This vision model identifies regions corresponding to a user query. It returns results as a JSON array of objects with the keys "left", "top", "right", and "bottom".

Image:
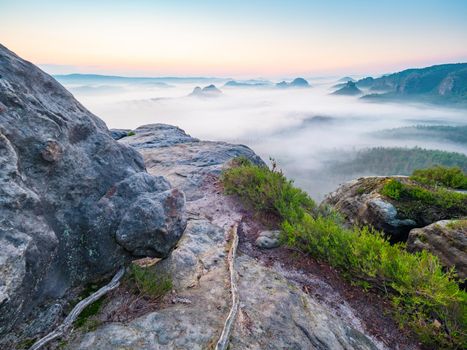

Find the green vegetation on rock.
[
  {"left": 75, "top": 299, "right": 104, "bottom": 328},
  {"left": 380, "top": 178, "right": 467, "bottom": 223},
  {"left": 410, "top": 165, "right": 467, "bottom": 190},
  {"left": 222, "top": 157, "right": 467, "bottom": 349},
  {"left": 446, "top": 219, "right": 467, "bottom": 230}
]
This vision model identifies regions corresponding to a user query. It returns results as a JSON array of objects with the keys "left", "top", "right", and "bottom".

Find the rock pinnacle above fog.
[
  {"left": 189, "top": 84, "right": 222, "bottom": 97},
  {"left": 332, "top": 81, "right": 363, "bottom": 95},
  {"left": 276, "top": 77, "right": 310, "bottom": 88}
]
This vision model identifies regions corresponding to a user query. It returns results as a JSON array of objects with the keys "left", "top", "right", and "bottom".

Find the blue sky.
[{"left": 1, "top": 0, "right": 466, "bottom": 76}]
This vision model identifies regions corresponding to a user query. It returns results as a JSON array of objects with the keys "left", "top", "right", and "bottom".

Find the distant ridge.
[{"left": 355, "top": 63, "right": 467, "bottom": 105}]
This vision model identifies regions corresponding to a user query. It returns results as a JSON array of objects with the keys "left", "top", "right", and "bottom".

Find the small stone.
[{"left": 255, "top": 230, "right": 281, "bottom": 249}]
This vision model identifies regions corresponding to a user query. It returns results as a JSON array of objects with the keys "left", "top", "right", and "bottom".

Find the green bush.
[
  {"left": 221, "top": 157, "right": 316, "bottom": 224},
  {"left": 380, "top": 178, "right": 403, "bottom": 200},
  {"left": 222, "top": 158, "right": 467, "bottom": 348},
  {"left": 128, "top": 264, "right": 172, "bottom": 298},
  {"left": 411, "top": 165, "right": 467, "bottom": 189}
]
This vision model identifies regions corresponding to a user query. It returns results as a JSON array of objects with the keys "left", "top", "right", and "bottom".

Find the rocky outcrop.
[
  {"left": 323, "top": 176, "right": 467, "bottom": 244},
  {"left": 0, "top": 44, "right": 186, "bottom": 338},
  {"left": 68, "top": 125, "right": 386, "bottom": 350},
  {"left": 322, "top": 177, "right": 418, "bottom": 241},
  {"left": 109, "top": 128, "right": 132, "bottom": 140},
  {"left": 407, "top": 220, "right": 467, "bottom": 280}
]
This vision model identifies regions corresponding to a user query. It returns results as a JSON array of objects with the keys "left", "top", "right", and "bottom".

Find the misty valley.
[{"left": 57, "top": 67, "right": 467, "bottom": 200}]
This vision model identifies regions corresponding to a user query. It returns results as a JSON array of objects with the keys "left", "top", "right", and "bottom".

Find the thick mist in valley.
[{"left": 59, "top": 77, "right": 467, "bottom": 200}]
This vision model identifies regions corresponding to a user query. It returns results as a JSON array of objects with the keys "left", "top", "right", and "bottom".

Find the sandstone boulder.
[{"left": 322, "top": 177, "right": 417, "bottom": 241}]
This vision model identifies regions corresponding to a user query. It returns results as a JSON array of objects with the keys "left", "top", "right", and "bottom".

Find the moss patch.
[
  {"left": 75, "top": 298, "right": 104, "bottom": 328},
  {"left": 126, "top": 264, "right": 172, "bottom": 298}
]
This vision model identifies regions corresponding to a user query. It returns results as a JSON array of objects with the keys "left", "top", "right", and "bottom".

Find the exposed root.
[
  {"left": 215, "top": 224, "right": 239, "bottom": 350},
  {"left": 28, "top": 267, "right": 125, "bottom": 350}
]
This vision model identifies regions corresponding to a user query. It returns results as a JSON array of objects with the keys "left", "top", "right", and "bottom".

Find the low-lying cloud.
[{"left": 61, "top": 78, "right": 467, "bottom": 200}]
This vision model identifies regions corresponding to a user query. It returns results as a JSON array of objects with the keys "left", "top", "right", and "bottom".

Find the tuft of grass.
[
  {"left": 221, "top": 157, "right": 467, "bottom": 349},
  {"left": 410, "top": 165, "right": 467, "bottom": 190},
  {"left": 127, "top": 131, "right": 136, "bottom": 136},
  {"left": 127, "top": 264, "right": 172, "bottom": 298}
]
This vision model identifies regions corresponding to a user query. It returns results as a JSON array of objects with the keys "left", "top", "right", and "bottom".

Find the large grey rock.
[
  {"left": 407, "top": 220, "right": 467, "bottom": 280},
  {"left": 0, "top": 44, "right": 186, "bottom": 337},
  {"left": 70, "top": 219, "right": 230, "bottom": 349}
]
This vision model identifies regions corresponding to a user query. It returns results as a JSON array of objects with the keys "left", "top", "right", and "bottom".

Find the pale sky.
[{"left": 1, "top": 0, "right": 466, "bottom": 77}]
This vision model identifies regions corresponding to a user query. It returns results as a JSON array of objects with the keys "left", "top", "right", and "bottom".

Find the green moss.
[
  {"left": 356, "top": 187, "right": 366, "bottom": 195},
  {"left": 127, "top": 264, "right": 172, "bottom": 298},
  {"left": 75, "top": 298, "right": 104, "bottom": 328},
  {"left": 127, "top": 131, "right": 136, "bottom": 136},
  {"left": 222, "top": 157, "right": 467, "bottom": 349},
  {"left": 63, "top": 281, "right": 106, "bottom": 330}
]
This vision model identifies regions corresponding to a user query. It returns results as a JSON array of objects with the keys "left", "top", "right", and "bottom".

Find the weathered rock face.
[
  {"left": 407, "top": 220, "right": 467, "bottom": 280},
  {"left": 322, "top": 177, "right": 418, "bottom": 241},
  {"left": 0, "top": 44, "right": 186, "bottom": 336}
]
